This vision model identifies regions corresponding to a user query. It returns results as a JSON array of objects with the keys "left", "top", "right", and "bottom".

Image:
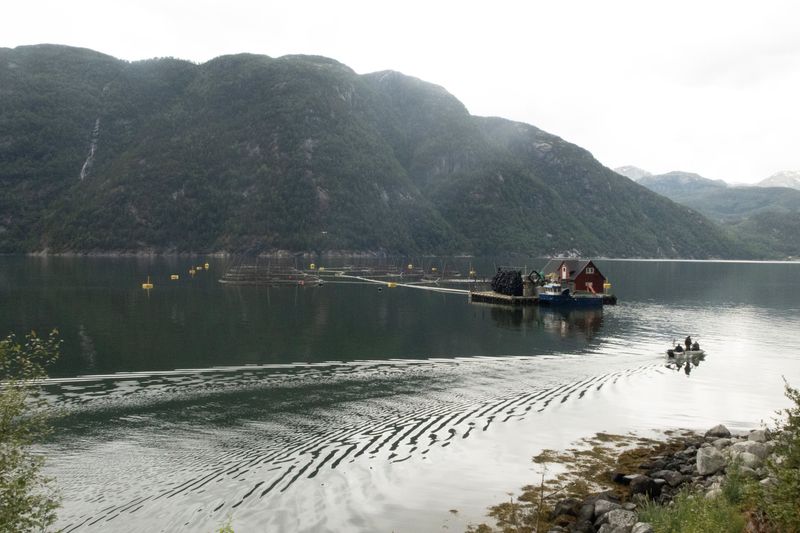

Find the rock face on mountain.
[
  {"left": 0, "top": 45, "right": 749, "bottom": 257},
  {"left": 613, "top": 166, "right": 652, "bottom": 181},
  {"left": 758, "top": 170, "right": 800, "bottom": 191}
]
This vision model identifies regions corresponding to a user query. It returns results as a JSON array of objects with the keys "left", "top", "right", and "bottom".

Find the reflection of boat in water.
[
  {"left": 537, "top": 283, "right": 604, "bottom": 307},
  {"left": 481, "top": 304, "right": 604, "bottom": 337},
  {"left": 665, "top": 349, "right": 705, "bottom": 376},
  {"left": 539, "top": 307, "right": 604, "bottom": 338}
]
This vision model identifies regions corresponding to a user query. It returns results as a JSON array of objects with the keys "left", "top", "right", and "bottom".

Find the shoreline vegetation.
[
  {"left": 0, "top": 331, "right": 62, "bottom": 531},
  {"left": 468, "top": 382, "right": 800, "bottom": 533}
]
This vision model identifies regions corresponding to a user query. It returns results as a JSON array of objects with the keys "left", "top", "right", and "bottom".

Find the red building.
[{"left": 541, "top": 259, "right": 607, "bottom": 294}]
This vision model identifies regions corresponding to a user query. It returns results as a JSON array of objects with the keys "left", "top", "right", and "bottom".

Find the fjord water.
[{"left": 2, "top": 257, "right": 799, "bottom": 532}]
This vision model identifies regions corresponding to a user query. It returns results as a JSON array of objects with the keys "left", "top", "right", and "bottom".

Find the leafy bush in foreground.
[
  {"left": 0, "top": 331, "right": 61, "bottom": 532},
  {"left": 756, "top": 381, "right": 800, "bottom": 532}
]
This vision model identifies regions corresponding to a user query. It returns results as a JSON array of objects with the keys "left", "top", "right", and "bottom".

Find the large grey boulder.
[
  {"left": 730, "top": 441, "right": 768, "bottom": 461},
  {"left": 597, "top": 508, "right": 638, "bottom": 530},
  {"left": 748, "top": 429, "right": 769, "bottom": 443},
  {"left": 629, "top": 475, "right": 661, "bottom": 498},
  {"left": 712, "top": 438, "right": 732, "bottom": 450},
  {"left": 732, "top": 451, "right": 762, "bottom": 469},
  {"left": 697, "top": 446, "right": 727, "bottom": 475},
  {"left": 705, "top": 424, "right": 731, "bottom": 438},
  {"left": 578, "top": 502, "right": 595, "bottom": 523},
  {"left": 607, "top": 509, "right": 639, "bottom": 529},
  {"left": 594, "top": 499, "right": 622, "bottom": 517},
  {"left": 632, "top": 523, "right": 655, "bottom": 533},
  {"left": 651, "top": 469, "right": 686, "bottom": 487}
]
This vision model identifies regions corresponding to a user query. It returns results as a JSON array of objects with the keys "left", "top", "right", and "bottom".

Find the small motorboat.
[{"left": 666, "top": 348, "right": 705, "bottom": 358}]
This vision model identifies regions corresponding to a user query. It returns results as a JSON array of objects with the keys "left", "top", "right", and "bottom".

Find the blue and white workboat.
[{"left": 537, "top": 283, "right": 604, "bottom": 307}]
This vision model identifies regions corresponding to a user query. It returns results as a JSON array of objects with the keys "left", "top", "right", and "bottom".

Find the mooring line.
[{"left": 337, "top": 274, "right": 471, "bottom": 294}]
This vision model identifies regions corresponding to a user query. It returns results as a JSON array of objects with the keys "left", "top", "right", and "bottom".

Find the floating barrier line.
[{"left": 338, "top": 274, "right": 471, "bottom": 295}]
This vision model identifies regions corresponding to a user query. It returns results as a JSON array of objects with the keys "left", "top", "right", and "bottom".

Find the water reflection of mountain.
[{"left": 488, "top": 305, "right": 604, "bottom": 338}]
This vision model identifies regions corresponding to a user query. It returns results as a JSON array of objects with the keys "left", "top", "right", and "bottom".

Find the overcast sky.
[{"left": 4, "top": 0, "right": 799, "bottom": 183}]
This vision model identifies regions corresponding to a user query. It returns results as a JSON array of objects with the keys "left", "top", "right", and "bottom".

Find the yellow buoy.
[
  {"left": 170, "top": 274, "right": 179, "bottom": 280},
  {"left": 469, "top": 269, "right": 477, "bottom": 277},
  {"left": 431, "top": 267, "right": 438, "bottom": 272},
  {"left": 603, "top": 281, "right": 612, "bottom": 291},
  {"left": 141, "top": 276, "right": 154, "bottom": 290},
  {"left": 197, "top": 265, "right": 204, "bottom": 271},
  {"left": 407, "top": 263, "right": 413, "bottom": 270},
  {"left": 387, "top": 282, "right": 397, "bottom": 288},
  {"left": 189, "top": 268, "right": 196, "bottom": 276},
  {"left": 204, "top": 263, "right": 209, "bottom": 270},
  {"left": 309, "top": 263, "right": 316, "bottom": 270}
]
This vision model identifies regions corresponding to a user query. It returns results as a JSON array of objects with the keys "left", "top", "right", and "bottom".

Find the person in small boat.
[
  {"left": 674, "top": 344, "right": 684, "bottom": 353},
  {"left": 692, "top": 341, "right": 700, "bottom": 351},
  {"left": 684, "top": 336, "right": 692, "bottom": 350}
]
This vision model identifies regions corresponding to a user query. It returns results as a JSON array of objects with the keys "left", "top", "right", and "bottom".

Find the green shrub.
[
  {"left": 0, "top": 330, "right": 61, "bottom": 532},
  {"left": 756, "top": 381, "right": 800, "bottom": 532}
]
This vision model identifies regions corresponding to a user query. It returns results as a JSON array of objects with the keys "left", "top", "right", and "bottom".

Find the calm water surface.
[{"left": 1, "top": 257, "right": 799, "bottom": 532}]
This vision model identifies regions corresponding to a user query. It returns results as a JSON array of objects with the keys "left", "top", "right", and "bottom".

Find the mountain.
[
  {"left": 0, "top": 44, "right": 754, "bottom": 258},
  {"left": 729, "top": 211, "right": 800, "bottom": 259},
  {"left": 632, "top": 170, "right": 800, "bottom": 258},
  {"left": 757, "top": 170, "right": 800, "bottom": 190},
  {"left": 635, "top": 171, "right": 800, "bottom": 222},
  {"left": 613, "top": 166, "right": 651, "bottom": 181},
  {"left": 636, "top": 171, "right": 728, "bottom": 199}
]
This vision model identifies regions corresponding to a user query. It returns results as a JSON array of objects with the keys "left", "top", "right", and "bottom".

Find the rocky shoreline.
[{"left": 544, "top": 424, "right": 778, "bottom": 533}]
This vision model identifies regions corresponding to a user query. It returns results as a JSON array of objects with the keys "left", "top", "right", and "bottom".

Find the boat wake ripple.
[{"left": 46, "top": 355, "right": 660, "bottom": 531}]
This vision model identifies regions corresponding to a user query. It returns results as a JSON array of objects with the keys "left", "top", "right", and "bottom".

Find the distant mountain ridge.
[
  {"left": 0, "top": 44, "right": 764, "bottom": 258},
  {"left": 618, "top": 166, "right": 800, "bottom": 258},
  {"left": 636, "top": 171, "right": 728, "bottom": 198},
  {"left": 758, "top": 170, "right": 800, "bottom": 190}
]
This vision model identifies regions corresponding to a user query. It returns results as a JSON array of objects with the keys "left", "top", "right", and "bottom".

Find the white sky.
[{"left": 3, "top": 0, "right": 799, "bottom": 184}]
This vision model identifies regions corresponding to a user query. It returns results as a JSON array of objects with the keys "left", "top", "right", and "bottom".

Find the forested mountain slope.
[{"left": 0, "top": 45, "right": 753, "bottom": 257}]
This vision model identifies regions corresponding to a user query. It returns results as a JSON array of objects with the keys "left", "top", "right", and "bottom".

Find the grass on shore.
[{"left": 636, "top": 473, "right": 748, "bottom": 533}]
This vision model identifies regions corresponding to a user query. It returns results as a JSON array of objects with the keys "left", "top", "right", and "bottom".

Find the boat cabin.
[{"left": 540, "top": 259, "right": 607, "bottom": 294}]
